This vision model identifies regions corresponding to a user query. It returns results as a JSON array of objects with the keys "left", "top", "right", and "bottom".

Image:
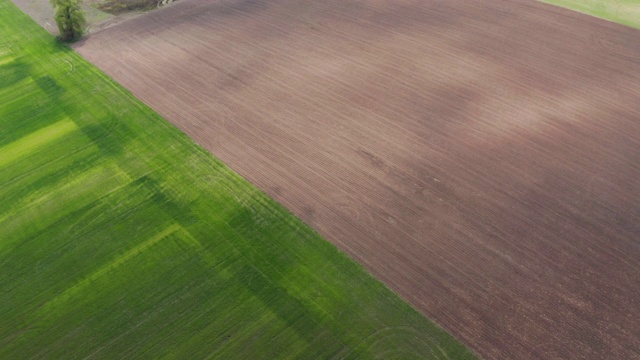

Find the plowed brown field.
[{"left": 74, "top": 0, "right": 640, "bottom": 358}]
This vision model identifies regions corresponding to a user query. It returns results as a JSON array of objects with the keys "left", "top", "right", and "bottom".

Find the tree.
[{"left": 51, "top": 0, "right": 86, "bottom": 41}]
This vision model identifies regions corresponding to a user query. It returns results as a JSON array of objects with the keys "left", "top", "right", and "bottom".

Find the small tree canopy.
[{"left": 51, "top": 0, "right": 86, "bottom": 41}]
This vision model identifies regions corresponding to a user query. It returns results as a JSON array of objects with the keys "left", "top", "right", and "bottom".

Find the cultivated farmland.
[
  {"left": 74, "top": 0, "right": 640, "bottom": 359},
  {"left": 0, "top": 1, "right": 477, "bottom": 358}
]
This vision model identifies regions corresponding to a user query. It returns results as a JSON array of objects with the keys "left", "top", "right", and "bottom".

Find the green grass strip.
[
  {"left": 0, "top": 118, "right": 77, "bottom": 167},
  {"left": 541, "top": 0, "right": 640, "bottom": 29}
]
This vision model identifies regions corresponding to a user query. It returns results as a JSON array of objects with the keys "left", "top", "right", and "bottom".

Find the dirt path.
[
  {"left": 10, "top": 0, "right": 58, "bottom": 34},
  {"left": 74, "top": 0, "right": 640, "bottom": 358},
  {"left": 10, "top": 0, "right": 161, "bottom": 35}
]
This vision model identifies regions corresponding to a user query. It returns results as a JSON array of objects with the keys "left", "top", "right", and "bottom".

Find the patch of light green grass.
[
  {"left": 0, "top": 118, "right": 77, "bottom": 167},
  {"left": 541, "top": 0, "right": 640, "bottom": 29},
  {"left": 0, "top": 55, "right": 14, "bottom": 65},
  {"left": 0, "top": 1, "right": 477, "bottom": 359}
]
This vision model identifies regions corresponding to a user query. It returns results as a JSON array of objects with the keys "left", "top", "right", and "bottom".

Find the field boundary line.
[{"left": 34, "top": 224, "right": 183, "bottom": 316}]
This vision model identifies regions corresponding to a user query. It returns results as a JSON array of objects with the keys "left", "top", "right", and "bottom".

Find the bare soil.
[
  {"left": 74, "top": 0, "right": 640, "bottom": 358},
  {"left": 10, "top": 0, "right": 58, "bottom": 34}
]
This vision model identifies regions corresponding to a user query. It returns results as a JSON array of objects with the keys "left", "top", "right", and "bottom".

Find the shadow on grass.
[{"left": 0, "top": 59, "right": 30, "bottom": 87}]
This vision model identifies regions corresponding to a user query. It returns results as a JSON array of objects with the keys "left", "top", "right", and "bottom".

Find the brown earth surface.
[
  {"left": 74, "top": 0, "right": 640, "bottom": 358},
  {"left": 10, "top": 0, "right": 57, "bottom": 34}
]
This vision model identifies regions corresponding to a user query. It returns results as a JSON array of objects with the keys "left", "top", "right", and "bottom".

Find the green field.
[
  {"left": 0, "top": 1, "right": 475, "bottom": 358},
  {"left": 542, "top": 0, "right": 640, "bottom": 29}
]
